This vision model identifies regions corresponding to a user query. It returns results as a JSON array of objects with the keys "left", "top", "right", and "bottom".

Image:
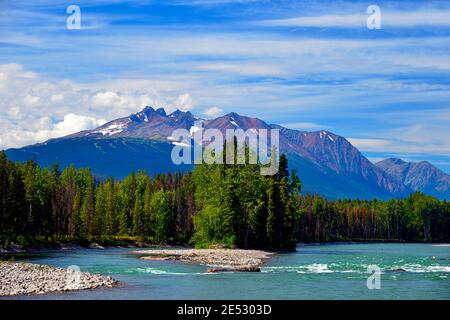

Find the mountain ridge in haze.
[{"left": 376, "top": 158, "right": 450, "bottom": 199}]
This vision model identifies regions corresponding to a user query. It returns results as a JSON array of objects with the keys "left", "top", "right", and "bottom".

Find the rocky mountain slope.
[
  {"left": 6, "top": 106, "right": 413, "bottom": 199},
  {"left": 376, "top": 158, "right": 450, "bottom": 199}
]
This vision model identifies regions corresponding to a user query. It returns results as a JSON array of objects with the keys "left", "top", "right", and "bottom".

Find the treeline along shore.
[{"left": 1, "top": 143, "right": 449, "bottom": 253}]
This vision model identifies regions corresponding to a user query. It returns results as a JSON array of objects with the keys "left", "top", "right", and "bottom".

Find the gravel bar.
[
  {"left": 0, "top": 262, "right": 118, "bottom": 296},
  {"left": 134, "top": 249, "right": 273, "bottom": 272}
]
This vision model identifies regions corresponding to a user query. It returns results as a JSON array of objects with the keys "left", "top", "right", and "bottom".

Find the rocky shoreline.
[
  {"left": 0, "top": 262, "right": 118, "bottom": 296},
  {"left": 134, "top": 249, "right": 273, "bottom": 272}
]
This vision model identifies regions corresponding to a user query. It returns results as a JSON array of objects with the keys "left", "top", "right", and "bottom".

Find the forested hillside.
[{"left": 1, "top": 150, "right": 449, "bottom": 251}]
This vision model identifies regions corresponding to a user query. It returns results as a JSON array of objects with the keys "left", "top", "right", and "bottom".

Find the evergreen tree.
[
  {"left": 104, "top": 179, "right": 117, "bottom": 236},
  {"left": 150, "top": 189, "right": 173, "bottom": 243},
  {"left": 80, "top": 173, "right": 95, "bottom": 237},
  {"left": 1, "top": 152, "right": 449, "bottom": 250}
]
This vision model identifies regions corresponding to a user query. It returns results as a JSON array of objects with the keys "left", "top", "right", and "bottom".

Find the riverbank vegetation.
[
  {"left": 1, "top": 150, "right": 449, "bottom": 251},
  {"left": 296, "top": 193, "right": 449, "bottom": 242},
  {"left": 0, "top": 148, "right": 299, "bottom": 251}
]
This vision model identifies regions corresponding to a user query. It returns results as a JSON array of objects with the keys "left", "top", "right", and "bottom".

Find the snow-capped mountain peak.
[{"left": 7, "top": 106, "right": 429, "bottom": 199}]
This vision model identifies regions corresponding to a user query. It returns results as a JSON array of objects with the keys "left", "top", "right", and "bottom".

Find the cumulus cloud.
[
  {"left": 91, "top": 90, "right": 156, "bottom": 111},
  {"left": 0, "top": 113, "right": 106, "bottom": 149},
  {"left": 172, "top": 93, "right": 193, "bottom": 111},
  {"left": 0, "top": 64, "right": 194, "bottom": 149},
  {"left": 90, "top": 90, "right": 195, "bottom": 115},
  {"left": 53, "top": 113, "right": 107, "bottom": 136},
  {"left": 203, "top": 106, "right": 224, "bottom": 118}
]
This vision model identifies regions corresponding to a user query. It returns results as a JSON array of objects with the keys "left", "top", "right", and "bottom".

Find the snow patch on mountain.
[
  {"left": 230, "top": 117, "right": 239, "bottom": 127},
  {"left": 94, "top": 123, "right": 126, "bottom": 136}
]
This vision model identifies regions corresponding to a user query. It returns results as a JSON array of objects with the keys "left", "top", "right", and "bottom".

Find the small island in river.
[{"left": 134, "top": 249, "right": 274, "bottom": 272}]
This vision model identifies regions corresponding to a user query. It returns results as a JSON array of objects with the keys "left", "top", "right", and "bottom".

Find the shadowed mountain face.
[
  {"left": 6, "top": 106, "right": 412, "bottom": 199},
  {"left": 376, "top": 158, "right": 450, "bottom": 199}
]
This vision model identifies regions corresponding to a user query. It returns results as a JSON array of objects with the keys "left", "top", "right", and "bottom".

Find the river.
[{"left": 5, "top": 243, "right": 450, "bottom": 299}]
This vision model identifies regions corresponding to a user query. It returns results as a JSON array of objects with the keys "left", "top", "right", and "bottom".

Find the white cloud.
[
  {"left": 54, "top": 113, "right": 106, "bottom": 136},
  {"left": 91, "top": 90, "right": 155, "bottom": 111},
  {"left": 1, "top": 3, "right": 450, "bottom": 172},
  {"left": 92, "top": 91, "right": 121, "bottom": 107},
  {"left": 29, "top": 113, "right": 106, "bottom": 144},
  {"left": 348, "top": 123, "right": 450, "bottom": 157},
  {"left": 203, "top": 106, "right": 224, "bottom": 118},
  {"left": 347, "top": 138, "right": 391, "bottom": 149},
  {"left": 50, "top": 94, "right": 64, "bottom": 102},
  {"left": 261, "top": 14, "right": 365, "bottom": 28},
  {"left": 197, "top": 63, "right": 286, "bottom": 76},
  {"left": 23, "top": 95, "right": 40, "bottom": 106},
  {"left": 0, "top": 113, "right": 105, "bottom": 149},
  {"left": 260, "top": 10, "right": 450, "bottom": 28},
  {"left": 0, "top": 64, "right": 195, "bottom": 149},
  {"left": 172, "top": 93, "right": 193, "bottom": 111}
]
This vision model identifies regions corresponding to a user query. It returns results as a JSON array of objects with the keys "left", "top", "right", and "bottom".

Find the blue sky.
[{"left": 0, "top": 0, "right": 449, "bottom": 173}]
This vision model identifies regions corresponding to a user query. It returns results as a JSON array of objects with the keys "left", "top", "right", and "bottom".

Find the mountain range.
[
  {"left": 376, "top": 158, "right": 450, "bottom": 199},
  {"left": 5, "top": 106, "right": 450, "bottom": 200}
]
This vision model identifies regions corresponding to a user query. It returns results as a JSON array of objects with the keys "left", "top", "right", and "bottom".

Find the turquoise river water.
[{"left": 3, "top": 243, "right": 450, "bottom": 299}]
